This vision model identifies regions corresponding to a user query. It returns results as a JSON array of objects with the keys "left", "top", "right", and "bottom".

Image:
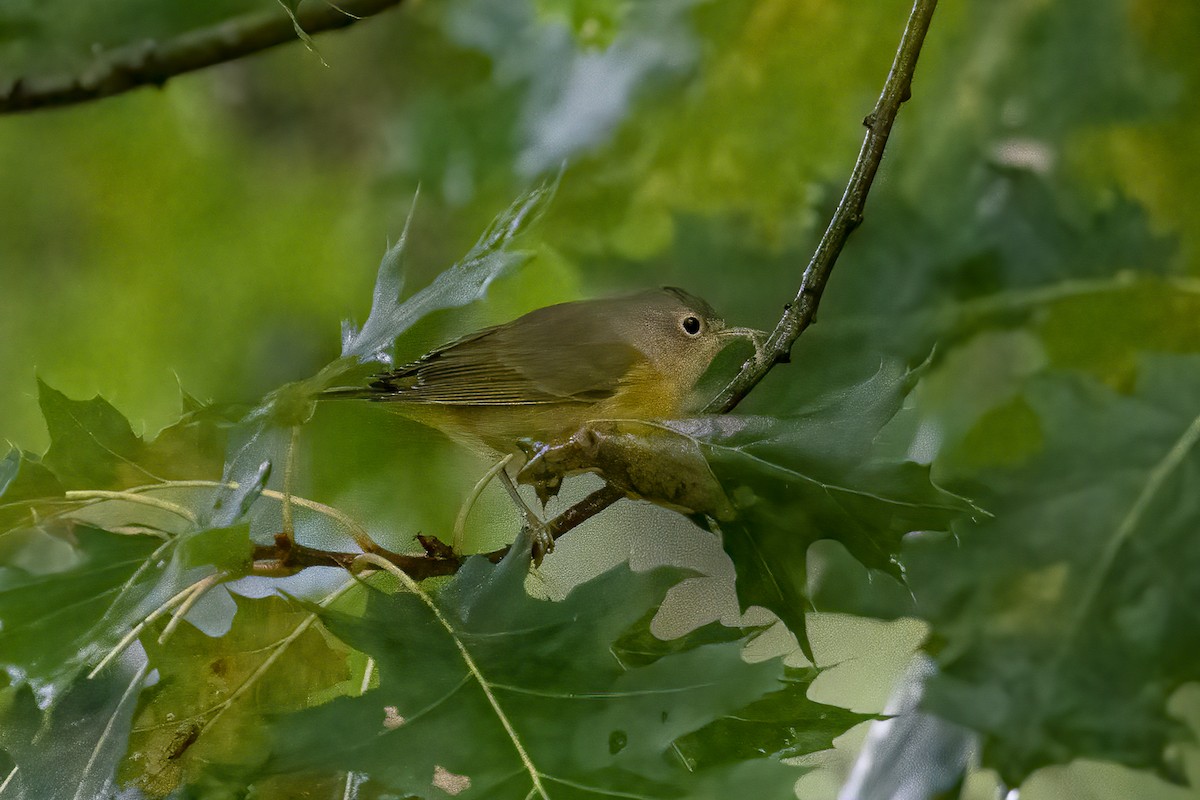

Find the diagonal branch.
[
  {"left": 706, "top": 0, "right": 939, "bottom": 414},
  {"left": 505, "top": 0, "right": 942, "bottom": 550},
  {"left": 0, "top": 0, "right": 405, "bottom": 115}
]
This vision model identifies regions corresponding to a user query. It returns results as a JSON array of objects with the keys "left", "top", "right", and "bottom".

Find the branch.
[
  {"left": 513, "top": 0, "right": 941, "bottom": 547},
  {"left": 249, "top": 0, "right": 941, "bottom": 581},
  {"left": 706, "top": 0, "right": 938, "bottom": 414},
  {"left": 249, "top": 483, "right": 623, "bottom": 579},
  {"left": 0, "top": 0, "right": 404, "bottom": 115}
]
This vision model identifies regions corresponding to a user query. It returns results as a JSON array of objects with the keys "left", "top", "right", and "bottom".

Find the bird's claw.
[{"left": 530, "top": 523, "right": 555, "bottom": 567}]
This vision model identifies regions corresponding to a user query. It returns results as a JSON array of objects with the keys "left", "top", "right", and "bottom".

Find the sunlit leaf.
[
  {"left": 32, "top": 382, "right": 230, "bottom": 496},
  {"left": 121, "top": 592, "right": 356, "bottom": 797},
  {"left": 340, "top": 177, "right": 559, "bottom": 365},
  {"left": 38, "top": 380, "right": 155, "bottom": 490},
  {"left": 0, "top": 448, "right": 64, "bottom": 532}
]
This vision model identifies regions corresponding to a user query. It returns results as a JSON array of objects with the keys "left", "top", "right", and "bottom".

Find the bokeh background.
[
  {"left": 2, "top": 0, "right": 1199, "bottom": 797},
  {"left": 7, "top": 0, "right": 1191, "bottom": 454}
]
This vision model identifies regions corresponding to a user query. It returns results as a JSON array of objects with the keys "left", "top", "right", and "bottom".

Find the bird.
[
  {"left": 325, "top": 286, "right": 762, "bottom": 455},
  {"left": 323, "top": 286, "right": 763, "bottom": 557}
]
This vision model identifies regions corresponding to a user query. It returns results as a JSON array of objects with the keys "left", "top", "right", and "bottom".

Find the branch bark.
[
  {"left": 256, "top": 0, "right": 940, "bottom": 579},
  {"left": 0, "top": 0, "right": 404, "bottom": 115},
  {"left": 705, "top": 0, "right": 939, "bottom": 413}
]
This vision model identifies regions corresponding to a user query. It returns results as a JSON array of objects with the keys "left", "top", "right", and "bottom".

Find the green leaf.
[
  {"left": 0, "top": 663, "right": 148, "bottom": 800},
  {"left": 38, "top": 379, "right": 151, "bottom": 490},
  {"left": 687, "top": 363, "right": 970, "bottom": 657},
  {"left": 908, "top": 354, "right": 1200, "bottom": 784},
  {"left": 276, "top": 0, "right": 326, "bottom": 66},
  {"left": 0, "top": 520, "right": 253, "bottom": 697},
  {"left": 33, "top": 381, "right": 230, "bottom": 495},
  {"left": 137, "top": 396, "right": 240, "bottom": 485},
  {"left": 515, "top": 363, "right": 971, "bottom": 659},
  {"left": 0, "top": 526, "right": 159, "bottom": 691},
  {"left": 258, "top": 546, "right": 789, "bottom": 798},
  {"left": 0, "top": 447, "right": 64, "bottom": 532},
  {"left": 121, "top": 592, "right": 356, "bottom": 798},
  {"left": 177, "top": 523, "right": 251, "bottom": 572},
  {"left": 340, "top": 178, "right": 559, "bottom": 365},
  {"left": 677, "top": 667, "right": 870, "bottom": 767}
]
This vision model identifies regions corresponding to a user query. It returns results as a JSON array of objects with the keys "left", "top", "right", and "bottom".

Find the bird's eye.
[{"left": 681, "top": 316, "right": 702, "bottom": 336}]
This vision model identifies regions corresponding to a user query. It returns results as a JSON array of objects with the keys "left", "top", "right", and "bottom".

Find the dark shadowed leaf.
[
  {"left": 0, "top": 520, "right": 251, "bottom": 698},
  {"left": 0, "top": 661, "right": 148, "bottom": 800},
  {"left": 259, "top": 544, "right": 791, "bottom": 798},
  {"left": 603, "top": 364, "right": 968, "bottom": 658},
  {"left": 908, "top": 354, "right": 1200, "bottom": 784},
  {"left": 677, "top": 666, "right": 870, "bottom": 767},
  {"left": 516, "top": 364, "right": 972, "bottom": 658}
]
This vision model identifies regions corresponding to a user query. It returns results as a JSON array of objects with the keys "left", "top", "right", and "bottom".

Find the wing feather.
[{"left": 366, "top": 306, "right": 645, "bottom": 406}]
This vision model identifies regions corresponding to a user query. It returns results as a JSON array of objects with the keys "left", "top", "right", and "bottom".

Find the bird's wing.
[{"left": 367, "top": 308, "right": 644, "bottom": 406}]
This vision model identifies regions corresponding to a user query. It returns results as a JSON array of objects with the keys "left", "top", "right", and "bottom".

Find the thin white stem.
[
  {"left": 158, "top": 571, "right": 227, "bottom": 644},
  {"left": 259, "top": 489, "right": 376, "bottom": 552},
  {"left": 281, "top": 425, "right": 300, "bottom": 543},
  {"left": 72, "top": 660, "right": 149, "bottom": 800},
  {"left": 0, "top": 766, "right": 17, "bottom": 796},
  {"left": 88, "top": 580, "right": 200, "bottom": 679},
  {"left": 454, "top": 454, "right": 514, "bottom": 554},
  {"left": 63, "top": 489, "right": 197, "bottom": 525},
  {"left": 359, "top": 657, "right": 376, "bottom": 694},
  {"left": 199, "top": 578, "right": 358, "bottom": 736},
  {"left": 117, "top": 480, "right": 377, "bottom": 552}
]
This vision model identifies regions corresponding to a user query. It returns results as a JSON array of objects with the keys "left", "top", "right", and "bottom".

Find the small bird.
[
  {"left": 326, "top": 287, "right": 762, "bottom": 456},
  {"left": 325, "top": 287, "right": 763, "bottom": 556}
]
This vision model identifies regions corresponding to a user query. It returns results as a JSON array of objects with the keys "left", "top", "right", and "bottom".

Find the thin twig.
[
  {"left": 280, "top": 426, "right": 300, "bottom": 545},
  {"left": 158, "top": 571, "right": 227, "bottom": 644},
  {"left": 63, "top": 489, "right": 198, "bottom": 525},
  {"left": 0, "top": 0, "right": 405, "bottom": 115},
  {"left": 0, "top": 765, "right": 18, "bottom": 795},
  {"left": 708, "top": 0, "right": 938, "bottom": 413},
  {"left": 496, "top": 0, "right": 942, "bottom": 545},
  {"left": 88, "top": 580, "right": 200, "bottom": 678}
]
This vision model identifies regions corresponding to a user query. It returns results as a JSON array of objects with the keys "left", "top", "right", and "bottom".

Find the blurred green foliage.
[{"left": 2, "top": 0, "right": 1200, "bottom": 798}]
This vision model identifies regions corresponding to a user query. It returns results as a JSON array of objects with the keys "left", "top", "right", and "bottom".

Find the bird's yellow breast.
[{"left": 386, "top": 362, "right": 687, "bottom": 457}]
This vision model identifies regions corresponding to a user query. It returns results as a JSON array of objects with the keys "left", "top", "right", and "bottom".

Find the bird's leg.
[
  {"left": 453, "top": 453, "right": 514, "bottom": 555},
  {"left": 495, "top": 466, "right": 554, "bottom": 565}
]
